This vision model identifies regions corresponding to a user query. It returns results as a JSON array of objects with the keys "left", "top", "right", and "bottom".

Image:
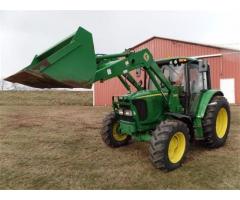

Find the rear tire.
[
  {"left": 149, "top": 120, "right": 189, "bottom": 171},
  {"left": 202, "top": 95, "right": 230, "bottom": 148},
  {"left": 100, "top": 112, "right": 131, "bottom": 148}
]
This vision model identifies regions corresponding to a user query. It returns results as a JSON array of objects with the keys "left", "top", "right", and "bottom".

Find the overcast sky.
[{"left": 1, "top": 10, "right": 240, "bottom": 79}]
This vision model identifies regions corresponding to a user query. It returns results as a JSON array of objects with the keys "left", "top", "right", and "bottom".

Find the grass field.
[{"left": 0, "top": 91, "right": 239, "bottom": 189}]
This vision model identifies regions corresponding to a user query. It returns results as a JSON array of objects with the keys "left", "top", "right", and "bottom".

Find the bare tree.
[{"left": 1, "top": 80, "right": 4, "bottom": 91}]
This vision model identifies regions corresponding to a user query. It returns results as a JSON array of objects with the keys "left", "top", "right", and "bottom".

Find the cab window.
[{"left": 189, "top": 64, "right": 208, "bottom": 93}]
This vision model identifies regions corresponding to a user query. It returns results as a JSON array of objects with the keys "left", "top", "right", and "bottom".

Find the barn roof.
[{"left": 131, "top": 36, "right": 240, "bottom": 52}]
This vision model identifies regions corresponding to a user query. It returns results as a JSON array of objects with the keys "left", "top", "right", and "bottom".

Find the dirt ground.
[{"left": 0, "top": 91, "right": 239, "bottom": 189}]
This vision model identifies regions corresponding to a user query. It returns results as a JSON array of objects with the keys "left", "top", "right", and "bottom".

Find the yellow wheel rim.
[
  {"left": 216, "top": 107, "right": 228, "bottom": 138},
  {"left": 168, "top": 132, "right": 186, "bottom": 163},
  {"left": 112, "top": 123, "right": 128, "bottom": 142}
]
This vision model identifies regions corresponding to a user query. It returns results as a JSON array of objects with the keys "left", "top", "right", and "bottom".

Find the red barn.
[{"left": 94, "top": 36, "right": 240, "bottom": 105}]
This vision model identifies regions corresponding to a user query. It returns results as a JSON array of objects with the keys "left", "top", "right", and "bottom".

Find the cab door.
[{"left": 188, "top": 63, "right": 209, "bottom": 115}]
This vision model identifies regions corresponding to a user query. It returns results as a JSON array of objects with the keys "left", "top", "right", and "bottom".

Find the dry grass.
[
  {"left": 0, "top": 91, "right": 93, "bottom": 106},
  {"left": 0, "top": 91, "right": 239, "bottom": 189}
]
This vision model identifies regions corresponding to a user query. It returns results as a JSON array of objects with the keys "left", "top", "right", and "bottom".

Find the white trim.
[
  {"left": 92, "top": 83, "right": 95, "bottom": 106},
  {"left": 191, "top": 53, "right": 222, "bottom": 59}
]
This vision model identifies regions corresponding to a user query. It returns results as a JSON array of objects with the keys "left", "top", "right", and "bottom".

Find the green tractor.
[{"left": 6, "top": 27, "right": 231, "bottom": 171}]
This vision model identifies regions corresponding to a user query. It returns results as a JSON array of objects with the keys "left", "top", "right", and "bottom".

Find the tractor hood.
[
  {"left": 122, "top": 90, "right": 166, "bottom": 100},
  {"left": 5, "top": 27, "right": 97, "bottom": 89}
]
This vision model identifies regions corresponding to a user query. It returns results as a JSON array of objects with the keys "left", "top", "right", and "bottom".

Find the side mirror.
[
  {"left": 136, "top": 68, "right": 141, "bottom": 77},
  {"left": 198, "top": 59, "right": 208, "bottom": 72}
]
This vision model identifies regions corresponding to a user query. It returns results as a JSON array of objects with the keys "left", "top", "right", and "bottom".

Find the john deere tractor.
[{"left": 6, "top": 27, "right": 231, "bottom": 170}]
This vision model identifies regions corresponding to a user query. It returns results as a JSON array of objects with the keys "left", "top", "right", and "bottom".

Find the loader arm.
[
  {"left": 94, "top": 49, "right": 173, "bottom": 94},
  {"left": 93, "top": 49, "right": 182, "bottom": 112}
]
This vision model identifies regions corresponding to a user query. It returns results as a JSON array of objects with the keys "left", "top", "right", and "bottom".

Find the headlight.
[
  {"left": 118, "top": 108, "right": 124, "bottom": 115},
  {"left": 124, "top": 109, "right": 133, "bottom": 116}
]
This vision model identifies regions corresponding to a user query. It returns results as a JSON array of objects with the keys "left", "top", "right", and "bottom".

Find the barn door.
[{"left": 220, "top": 78, "right": 235, "bottom": 104}]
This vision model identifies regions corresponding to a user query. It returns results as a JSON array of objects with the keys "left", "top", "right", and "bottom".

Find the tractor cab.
[{"left": 152, "top": 57, "right": 211, "bottom": 115}]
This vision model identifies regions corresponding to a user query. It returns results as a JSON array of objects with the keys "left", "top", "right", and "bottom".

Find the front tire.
[
  {"left": 202, "top": 95, "right": 230, "bottom": 148},
  {"left": 100, "top": 112, "right": 131, "bottom": 148},
  {"left": 149, "top": 120, "right": 189, "bottom": 171}
]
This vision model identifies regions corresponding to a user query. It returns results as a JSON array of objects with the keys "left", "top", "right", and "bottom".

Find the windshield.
[{"left": 149, "top": 63, "right": 186, "bottom": 90}]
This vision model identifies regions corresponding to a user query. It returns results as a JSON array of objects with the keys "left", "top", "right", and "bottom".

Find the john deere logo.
[{"left": 143, "top": 53, "right": 150, "bottom": 61}]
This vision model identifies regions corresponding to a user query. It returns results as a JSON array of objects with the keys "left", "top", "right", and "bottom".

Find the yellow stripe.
[{"left": 137, "top": 93, "right": 168, "bottom": 99}]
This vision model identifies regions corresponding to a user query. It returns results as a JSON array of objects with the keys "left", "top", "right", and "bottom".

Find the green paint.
[
  {"left": 192, "top": 89, "right": 223, "bottom": 138},
  {"left": 133, "top": 133, "right": 152, "bottom": 142},
  {"left": 195, "top": 90, "right": 223, "bottom": 118}
]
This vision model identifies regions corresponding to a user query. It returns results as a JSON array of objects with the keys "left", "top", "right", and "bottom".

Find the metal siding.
[
  {"left": 94, "top": 38, "right": 240, "bottom": 105},
  {"left": 206, "top": 56, "right": 222, "bottom": 89},
  {"left": 221, "top": 50, "right": 240, "bottom": 104},
  {"left": 94, "top": 78, "right": 129, "bottom": 106}
]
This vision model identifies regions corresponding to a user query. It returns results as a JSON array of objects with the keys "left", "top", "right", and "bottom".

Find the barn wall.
[
  {"left": 94, "top": 38, "right": 240, "bottom": 105},
  {"left": 220, "top": 51, "right": 240, "bottom": 104}
]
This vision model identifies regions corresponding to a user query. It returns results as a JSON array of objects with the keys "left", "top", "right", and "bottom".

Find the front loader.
[{"left": 5, "top": 27, "right": 231, "bottom": 171}]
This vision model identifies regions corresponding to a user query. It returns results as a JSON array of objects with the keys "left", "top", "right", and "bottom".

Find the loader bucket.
[{"left": 5, "top": 27, "right": 97, "bottom": 89}]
